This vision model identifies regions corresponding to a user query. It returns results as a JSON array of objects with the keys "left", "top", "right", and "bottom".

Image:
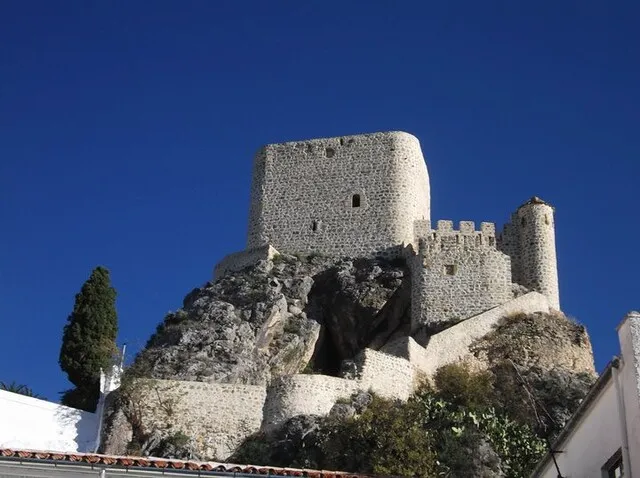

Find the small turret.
[{"left": 514, "top": 197, "right": 560, "bottom": 310}]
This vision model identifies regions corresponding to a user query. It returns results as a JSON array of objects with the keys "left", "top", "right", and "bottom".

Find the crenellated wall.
[{"left": 410, "top": 220, "right": 513, "bottom": 330}]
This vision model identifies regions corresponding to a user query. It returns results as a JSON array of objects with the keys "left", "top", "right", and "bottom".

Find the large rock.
[
  {"left": 129, "top": 254, "right": 408, "bottom": 384},
  {"left": 470, "top": 310, "right": 596, "bottom": 377}
]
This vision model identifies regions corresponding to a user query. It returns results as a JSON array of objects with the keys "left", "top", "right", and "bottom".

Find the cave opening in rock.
[{"left": 309, "top": 326, "right": 343, "bottom": 376}]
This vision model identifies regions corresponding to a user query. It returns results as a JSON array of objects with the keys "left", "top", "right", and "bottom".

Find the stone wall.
[
  {"left": 261, "top": 374, "right": 359, "bottom": 430},
  {"left": 246, "top": 131, "right": 430, "bottom": 258},
  {"left": 262, "top": 349, "right": 418, "bottom": 430},
  {"left": 408, "top": 292, "right": 551, "bottom": 377},
  {"left": 213, "top": 244, "right": 279, "bottom": 280},
  {"left": 499, "top": 197, "right": 560, "bottom": 310},
  {"left": 127, "top": 380, "right": 267, "bottom": 460},
  {"left": 120, "top": 350, "right": 420, "bottom": 456},
  {"left": 354, "top": 348, "right": 417, "bottom": 400},
  {"left": 410, "top": 220, "right": 513, "bottom": 330}
]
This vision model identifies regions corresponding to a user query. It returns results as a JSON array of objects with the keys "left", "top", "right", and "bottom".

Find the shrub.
[
  {"left": 322, "top": 395, "right": 438, "bottom": 477},
  {"left": 434, "top": 362, "right": 495, "bottom": 410}
]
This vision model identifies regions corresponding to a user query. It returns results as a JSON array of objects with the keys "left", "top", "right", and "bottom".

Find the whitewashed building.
[
  {"left": 532, "top": 311, "right": 640, "bottom": 478},
  {"left": 0, "top": 367, "right": 120, "bottom": 455}
]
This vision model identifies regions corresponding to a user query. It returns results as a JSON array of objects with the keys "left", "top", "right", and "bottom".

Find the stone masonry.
[
  {"left": 217, "top": 130, "right": 561, "bottom": 315},
  {"left": 246, "top": 131, "right": 430, "bottom": 259},
  {"left": 498, "top": 197, "right": 560, "bottom": 310},
  {"left": 409, "top": 220, "right": 513, "bottom": 331},
  {"left": 111, "top": 130, "right": 571, "bottom": 460},
  {"left": 107, "top": 347, "right": 421, "bottom": 459}
]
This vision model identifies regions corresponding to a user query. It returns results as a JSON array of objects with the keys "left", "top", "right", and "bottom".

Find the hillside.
[{"left": 101, "top": 253, "right": 596, "bottom": 477}]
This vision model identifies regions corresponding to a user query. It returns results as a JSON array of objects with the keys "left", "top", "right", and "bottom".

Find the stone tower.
[
  {"left": 246, "top": 131, "right": 430, "bottom": 258},
  {"left": 500, "top": 197, "right": 560, "bottom": 310}
]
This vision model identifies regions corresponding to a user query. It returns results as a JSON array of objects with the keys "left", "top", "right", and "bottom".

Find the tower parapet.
[
  {"left": 410, "top": 219, "right": 513, "bottom": 332},
  {"left": 498, "top": 197, "right": 560, "bottom": 310},
  {"left": 414, "top": 220, "right": 498, "bottom": 253}
]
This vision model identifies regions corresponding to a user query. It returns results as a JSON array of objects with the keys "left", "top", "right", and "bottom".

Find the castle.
[
  {"left": 217, "top": 130, "right": 560, "bottom": 326},
  {"left": 102, "top": 131, "right": 586, "bottom": 460}
]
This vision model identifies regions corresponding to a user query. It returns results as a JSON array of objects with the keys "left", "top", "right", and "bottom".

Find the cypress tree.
[{"left": 59, "top": 266, "right": 118, "bottom": 412}]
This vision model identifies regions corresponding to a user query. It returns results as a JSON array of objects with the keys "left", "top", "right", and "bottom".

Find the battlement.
[
  {"left": 414, "top": 220, "right": 497, "bottom": 254},
  {"left": 258, "top": 130, "right": 421, "bottom": 157}
]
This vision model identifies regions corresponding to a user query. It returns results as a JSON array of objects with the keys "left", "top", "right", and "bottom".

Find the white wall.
[
  {"left": 0, "top": 390, "right": 98, "bottom": 453},
  {"left": 617, "top": 312, "right": 640, "bottom": 476},
  {"left": 535, "top": 311, "right": 640, "bottom": 477},
  {"left": 536, "top": 377, "right": 622, "bottom": 478}
]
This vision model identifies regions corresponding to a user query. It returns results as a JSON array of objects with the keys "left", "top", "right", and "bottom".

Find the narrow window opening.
[
  {"left": 352, "top": 194, "right": 361, "bottom": 208},
  {"left": 312, "top": 221, "right": 318, "bottom": 232},
  {"left": 339, "top": 138, "right": 345, "bottom": 146},
  {"left": 545, "top": 215, "right": 550, "bottom": 225},
  {"left": 521, "top": 217, "right": 526, "bottom": 226}
]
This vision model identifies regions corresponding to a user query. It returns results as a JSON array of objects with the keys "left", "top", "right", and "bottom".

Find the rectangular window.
[
  {"left": 444, "top": 264, "right": 456, "bottom": 276},
  {"left": 602, "top": 449, "right": 624, "bottom": 478}
]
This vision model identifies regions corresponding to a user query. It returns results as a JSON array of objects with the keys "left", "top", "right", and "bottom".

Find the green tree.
[
  {"left": 59, "top": 266, "right": 118, "bottom": 412},
  {"left": 0, "top": 381, "right": 43, "bottom": 399}
]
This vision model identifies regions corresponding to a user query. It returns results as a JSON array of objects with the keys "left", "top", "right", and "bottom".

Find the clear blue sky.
[{"left": 1, "top": 1, "right": 638, "bottom": 401}]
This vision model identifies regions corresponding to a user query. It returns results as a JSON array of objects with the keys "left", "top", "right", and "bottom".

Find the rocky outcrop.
[
  {"left": 128, "top": 254, "right": 409, "bottom": 384},
  {"left": 470, "top": 310, "right": 596, "bottom": 377},
  {"left": 103, "top": 252, "right": 597, "bottom": 467}
]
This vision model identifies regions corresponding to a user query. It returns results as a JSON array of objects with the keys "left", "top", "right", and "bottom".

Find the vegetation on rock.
[
  {"left": 233, "top": 358, "right": 591, "bottom": 478},
  {"left": 59, "top": 266, "right": 119, "bottom": 412},
  {"left": 101, "top": 254, "right": 595, "bottom": 475},
  {"left": 470, "top": 312, "right": 596, "bottom": 439}
]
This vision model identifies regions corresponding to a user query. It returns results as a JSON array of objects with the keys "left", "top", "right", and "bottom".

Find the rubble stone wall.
[
  {"left": 261, "top": 374, "right": 359, "bottom": 430},
  {"left": 213, "top": 244, "right": 279, "bottom": 280},
  {"left": 246, "top": 131, "right": 430, "bottom": 258},
  {"left": 131, "top": 380, "right": 267, "bottom": 460},
  {"left": 416, "top": 292, "right": 551, "bottom": 376},
  {"left": 354, "top": 348, "right": 417, "bottom": 400},
  {"left": 410, "top": 220, "right": 513, "bottom": 330}
]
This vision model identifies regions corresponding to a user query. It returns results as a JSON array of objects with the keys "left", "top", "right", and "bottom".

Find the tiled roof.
[{"left": 0, "top": 448, "right": 378, "bottom": 477}]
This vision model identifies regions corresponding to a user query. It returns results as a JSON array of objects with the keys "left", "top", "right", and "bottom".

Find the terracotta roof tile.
[{"left": 0, "top": 448, "right": 383, "bottom": 477}]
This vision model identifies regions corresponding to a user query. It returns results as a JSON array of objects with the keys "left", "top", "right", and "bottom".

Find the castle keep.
[
  {"left": 247, "top": 131, "right": 430, "bottom": 258},
  {"left": 218, "top": 130, "right": 561, "bottom": 319}
]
